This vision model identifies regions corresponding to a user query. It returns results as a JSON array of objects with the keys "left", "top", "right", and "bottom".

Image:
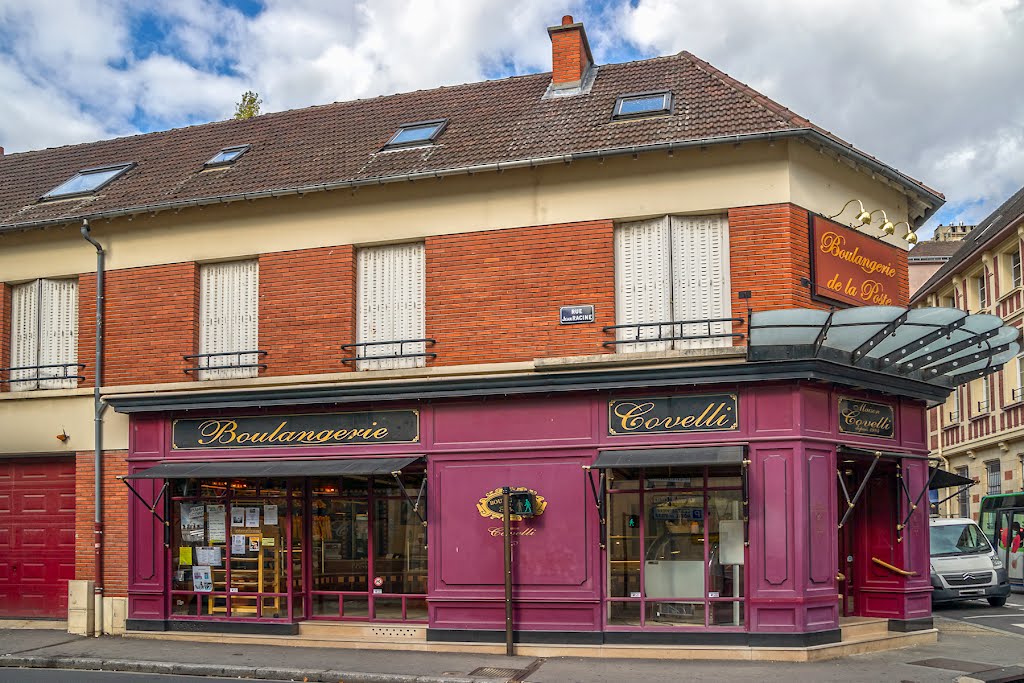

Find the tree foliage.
[{"left": 234, "top": 91, "right": 262, "bottom": 120}]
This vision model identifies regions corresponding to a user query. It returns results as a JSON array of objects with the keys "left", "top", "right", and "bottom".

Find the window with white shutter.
[
  {"left": 614, "top": 215, "right": 731, "bottom": 353},
  {"left": 198, "top": 260, "right": 259, "bottom": 380},
  {"left": 356, "top": 243, "right": 425, "bottom": 371},
  {"left": 9, "top": 278, "right": 78, "bottom": 391}
]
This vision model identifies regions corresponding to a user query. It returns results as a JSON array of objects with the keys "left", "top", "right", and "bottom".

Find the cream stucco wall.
[{"left": 0, "top": 394, "right": 128, "bottom": 454}]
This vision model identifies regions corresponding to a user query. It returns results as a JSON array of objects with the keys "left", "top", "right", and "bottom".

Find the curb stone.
[{"left": 0, "top": 655, "right": 506, "bottom": 683}]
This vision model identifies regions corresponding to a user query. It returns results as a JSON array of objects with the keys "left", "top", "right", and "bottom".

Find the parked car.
[{"left": 930, "top": 516, "right": 1010, "bottom": 606}]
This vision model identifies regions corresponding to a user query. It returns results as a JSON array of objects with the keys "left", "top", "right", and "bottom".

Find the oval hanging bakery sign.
[{"left": 476, "top": 487, "right": 548, "bottom": 521}]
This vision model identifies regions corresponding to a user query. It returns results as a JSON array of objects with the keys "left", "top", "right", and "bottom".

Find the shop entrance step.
[
  {"left": 839, "top": 617, "right": 889, "bottom": 641},
  {"left": 297, "top": 621, "right": 426, "bottom": 642}
]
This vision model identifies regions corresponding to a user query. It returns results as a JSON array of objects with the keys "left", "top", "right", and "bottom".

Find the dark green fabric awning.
[
  {"left": 591, "top": 446, "right": 744, "bottom": 469},
  {"left": 125, "top": 456, "right": 421, "bottom": 479}
]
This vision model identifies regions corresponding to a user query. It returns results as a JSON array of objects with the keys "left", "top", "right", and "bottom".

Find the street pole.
[{"left": 502, "top": 486, "right": 513, "bottom": 656}]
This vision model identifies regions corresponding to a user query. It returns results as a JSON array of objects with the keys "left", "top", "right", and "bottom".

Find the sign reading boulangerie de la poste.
[
  {"left": 811, "top": 215, "right": 903, "bottom": 307},
  {"left": 173, "top": 410, "right": 419, "bottom": 449}
]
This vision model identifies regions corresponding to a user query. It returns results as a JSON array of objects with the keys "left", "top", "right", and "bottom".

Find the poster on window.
[
  {"left": 207, "top": 504, "right": 226, "bottom": 543},
  {"left": 230, "top": 507, "right": 245, "bottom": 527},
  {"left": 231, "top": 534, "right": 247, "bottom": 556},
  {"left": 195, "top": 546, "right": 222, "bottom": 567},
  {"left": 192, "top": 566, "right": 213, "bottom": 592},
  {"left": 180, "top": 503, "right": 205, "bottom": 543},
  {"left": 264, "top": 504, "right": 278, "bottom": 526},
  {"left": 245, "top": 507, "right": 260, "bottom": 527}
]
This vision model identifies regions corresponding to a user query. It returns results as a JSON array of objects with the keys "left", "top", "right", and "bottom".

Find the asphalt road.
[
  {"left": 0, "top": 671, "right": 293, "bottom": 682},
  {"left": 934, "top": 592, "right": 1024, "bottom": 635}
]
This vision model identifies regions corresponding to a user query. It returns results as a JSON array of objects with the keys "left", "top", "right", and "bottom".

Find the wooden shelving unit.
[{"left": 208, "top": 528, "right": 282, "bottom": 616}]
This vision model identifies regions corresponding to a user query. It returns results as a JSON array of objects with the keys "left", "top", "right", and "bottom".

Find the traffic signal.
[
  {"left": 627, "top": 514, "right": 639, "bottom": 529},
  {"left": 508, "top": 490, "right": 537, "bottom": 517}
]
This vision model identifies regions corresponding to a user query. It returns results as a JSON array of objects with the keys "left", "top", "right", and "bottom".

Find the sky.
[{"left": 1, "top": 0, "right": 1022, "bottom": 237}]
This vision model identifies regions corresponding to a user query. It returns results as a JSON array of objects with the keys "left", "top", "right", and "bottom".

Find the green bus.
[{"left": 980, "top": 493, "right": 1024, "bottom": 590}]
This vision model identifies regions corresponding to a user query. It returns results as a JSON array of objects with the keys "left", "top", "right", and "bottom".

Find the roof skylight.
[
  {"left": 613, "top": 91, "right": 673, "bottom": 120},
  {"left": 42, "top": 163, "right": 134, "bottom": 200},
  {"left": 384, "top": 120, "right": 447, "bottom": 149},
  {"left": 205, "top": 144, "right": 250, "bottom": 167}
]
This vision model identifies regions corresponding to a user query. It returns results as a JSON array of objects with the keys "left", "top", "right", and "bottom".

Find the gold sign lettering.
[
  {"left": 819, "top": 231, "right": 897, "bottom": 278},
  {"left": 607, "top": 395, "right": 738, "bottom": 435},
  {"left": 487, "top": 526, "right": 538, "bottom": 537},
  {"left": 172, "top": 410, "right": 418, "bottom": 449},
  {"left": 195, "top": 418, "right": 391, "bottom": 446},
  {"left": 837, "top": 398, "right": 895, "bottom": 438}
]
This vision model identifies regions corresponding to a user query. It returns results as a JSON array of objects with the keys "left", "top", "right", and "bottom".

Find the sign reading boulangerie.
[
  {"left": 838, "top": 398, "right": 894, "bottom": 438},
  {"left": 609, "top": 395, "right": 738, "bottom": 435},
  {"left": 173, "top": 410, "right": 419, "bottom": 449},
  {"left": 812, "top": 215, "right": 904, "bottom": 307}
]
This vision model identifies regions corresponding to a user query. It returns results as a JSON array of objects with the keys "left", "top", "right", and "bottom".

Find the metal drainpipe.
[{"left": 81, "top": 219, "right": 106, "bottom": 635}]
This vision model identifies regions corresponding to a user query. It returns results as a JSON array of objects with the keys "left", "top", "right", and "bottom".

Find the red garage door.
[{"left": 0, "top": 458, "right": 76, "bottom": 618}]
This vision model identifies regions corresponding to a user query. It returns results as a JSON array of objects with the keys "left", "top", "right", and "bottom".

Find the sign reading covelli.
[
  {"left": 172, "top": 410, "right": 419, "bottom": 449},
  {"left": 838, "top": 398, "right": 895, "bottom": 438},
  {"left": 811, "top": 215, "right": 903, "bottom": 307},
  {"left": 608, "top": 394, "right": 738, "bottom": 435}
]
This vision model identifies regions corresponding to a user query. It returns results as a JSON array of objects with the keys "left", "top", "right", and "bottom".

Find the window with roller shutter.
[
  {"left": 9, "top": 278, "right": 78, "bottom": 391},
  {"left": 198, "top": 260, "right": 259, "bottom": 380},
  {"left": 356, "top": 243, "right": 425, "bottom": 371},
  {"left": 614, "top": 215, "right": 731, "bottom": 353}
]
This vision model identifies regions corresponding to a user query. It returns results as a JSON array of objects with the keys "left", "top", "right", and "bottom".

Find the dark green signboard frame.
[
  {"left": 172, "top": 409, "right": 420, "bottom": 450},
  {"left": 837, "top": 398, "right": 895, "bottom": 439},
  {"left": 608, "top": 394, "right": 738, "bottom": 435}
]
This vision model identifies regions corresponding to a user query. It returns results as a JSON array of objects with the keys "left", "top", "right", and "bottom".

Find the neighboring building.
[
  {"left": 934, "top": 222, "right": 976, "bottom": 242},
  {"left": 909, "top": 239, "right": 963, "bottom": 295},
  {"left": 4, "top": 15, "right": 994, "bottom": 651},
  {"left": 913, "top": 186, "right": 1024, "bottom": 520}
]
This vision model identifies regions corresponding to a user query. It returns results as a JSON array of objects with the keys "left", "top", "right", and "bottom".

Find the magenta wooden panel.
[
  {"left": 434, "top": 457, "right": 590, "bottom": 589},
  {"left": 806, "top": 450, "right": 833, "bottom": 585},
  {"left": 753, "top": 386, "right": 794, "bottom": 434},
  {"left": 131, "top": 416, "right": 164, "bottom": 457},
  {"left": 127, "top": 459, "right": 166, "bottom": 611},
  {"left": 432, "top": 398, "right": 593, "bottom": 446},
  {"left": 801, "top": 387, "right": 832, "bottom": 434},
  {"left": 430, "top": 601, "right": 600, "bottom": 631},
  {"left": 761, "top": 454, "right": 790, "bottom": 586},
  {"left": 899, "top": 401, "right": 927, "bottom": 449}
]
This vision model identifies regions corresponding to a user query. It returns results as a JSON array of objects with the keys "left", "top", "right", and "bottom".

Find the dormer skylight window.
[
  {"left": 205, "top": 144, "right": 250, "bottom": 168},
  {"left": 383, "top": 119, "right": 447, "bottom": 149},
  {"left": 42, "top": 163, "right": 134, "bottom": 200},
  {"left": 612, "top": 91, "right": 673, "bottom": 120}
]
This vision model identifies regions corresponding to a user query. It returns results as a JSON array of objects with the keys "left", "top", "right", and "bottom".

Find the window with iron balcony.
[
  {"left": 186, "top": 260, "right": 265, "bottom": 380},
  {"left": 4, "top": 278, "right": 82, "bottom": 391},
  {"left": 608, "top": 215, "right": 740, "bottom": 353}
]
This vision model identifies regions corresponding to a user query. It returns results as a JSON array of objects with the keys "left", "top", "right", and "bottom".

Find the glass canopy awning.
[{"left": 748, "top": 306, "right": 1020, "bottom": 388}]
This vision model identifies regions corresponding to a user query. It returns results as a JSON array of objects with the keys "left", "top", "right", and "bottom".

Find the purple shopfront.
[{"left": 122, "top": 380, "right": 933, "bottom": 646}]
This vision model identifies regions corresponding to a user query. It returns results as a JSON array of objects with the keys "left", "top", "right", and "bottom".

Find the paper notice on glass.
[
  {"left": 245, "top": 507, "right": 260, "bottom": 527},
  {"left": 230, "top": 507, "right": 245, "bottom": 527},
  {"left": 196, "top": 546, "right": 222, "bottom": 567},
  {"left": 192, "top": 565, "right": 213, "bottom": 592},
  {"left": 264, "top": 504, "right": 278, "bottom": 526},
  {"left": 178, "top": 547, "right": 193, "bottom": 566},
  {"left": 206, "top": 504, "right": 226, "bottom": 543},
  {"left": 180, "top": 503, "right": 205, "bottom": 543},
  {"left": 231, "top": 534, "right": 246, "bottom": 556}
]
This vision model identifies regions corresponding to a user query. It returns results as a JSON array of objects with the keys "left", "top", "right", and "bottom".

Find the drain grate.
[
  {"left": 469, "top": 667, "right": 526, "bottom": 678},
  {"left": 908, "top": 658, "right": 999, "bottom": 673}
]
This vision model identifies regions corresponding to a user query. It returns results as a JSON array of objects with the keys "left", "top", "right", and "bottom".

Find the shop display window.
[{"left": 606, "top": 465, "right": 745, "bottom": 629}]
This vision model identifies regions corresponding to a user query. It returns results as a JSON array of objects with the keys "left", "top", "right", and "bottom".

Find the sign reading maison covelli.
[
  {"left": 811, "top": 215, "right": 903, "bottom": 307},
  {"left": 172, "top": 410, "right": 419, "bottom": 450},
  {"left": 608, "top": 395, "right": 738, "bottom": 435},
  {"left": 838, "top": 398, "right": 895, "bottom": 439}
]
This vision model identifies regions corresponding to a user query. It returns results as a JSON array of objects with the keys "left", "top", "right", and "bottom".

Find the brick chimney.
[{"left": 548, "top": 15, "right": 593, "bottom": 89}]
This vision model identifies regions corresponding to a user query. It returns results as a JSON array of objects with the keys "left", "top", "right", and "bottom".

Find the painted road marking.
[
  {"left": 1013, "top": 624, "right": 1024, "bottom": 629},
  {"left": 964, "top": 614, "right": 1016, "bottom": 619}
]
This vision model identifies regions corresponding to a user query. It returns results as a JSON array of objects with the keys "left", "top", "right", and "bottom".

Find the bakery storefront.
[{"left": 115, "top": 307, "right": 1019, "bottom": 644}]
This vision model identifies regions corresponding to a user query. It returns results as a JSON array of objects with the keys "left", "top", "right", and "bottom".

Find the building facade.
[
  {"left": 1, "top": 17, "right": 967, "bottom": 646},
  {"left": 914, "top": 186, "right": 1024, "bottom": 520}
]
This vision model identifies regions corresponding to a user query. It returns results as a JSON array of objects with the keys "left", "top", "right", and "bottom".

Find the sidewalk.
[{"left": 1, "top": 619, "right": 1023, "bottom": 682}]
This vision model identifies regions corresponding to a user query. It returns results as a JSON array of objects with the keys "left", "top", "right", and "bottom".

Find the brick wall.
[
  {"left": 75, "top": 450, "right": 128, "bottom": 597},
  {"left": 729, "top": 203, "right": 910, "bottom": 318},
  {"left": 426, "top": 220, "right": 615, "bottom": 366},
  {"left": 259, "top": 245, "right": 355, "bottom": 377},
  {"left": 550, "top": 23, "right": 588, "bottom": 85},
  {"left": 80, "top": 263, "right": 198, "bottom": 387}
]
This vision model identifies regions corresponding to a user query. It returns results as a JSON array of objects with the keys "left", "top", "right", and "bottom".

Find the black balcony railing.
[
  {"left": 183, "top": 350, "right": 268, "bottom": 376},
  {"left": 602, "top": 317, "right": 745, "bottom": 347},
  {"left": 1014, "top": 387, "right": 1024, "bottom": 402},
  {"left": 977, "top": 400, "right": 990, "bottom": 413},
  {"left": 948, "top": 411, "right": 960, "bottom": 423},
  {"left": 342, "top": 338, "right": 437, "bottom": 366},
  {"left": 0, "top": 362, "right": 85, "bottom": 387}
]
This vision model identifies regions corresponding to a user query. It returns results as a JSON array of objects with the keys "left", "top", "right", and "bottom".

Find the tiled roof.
[
  {"left": 0, "top": 52, "right": 942, "bottom": 233},
  {"left": 907, "top": 240, "right": 964, "bottom": 260},
  {"left": 912, "top": 184, "right": 1024, "bottom": 302}
]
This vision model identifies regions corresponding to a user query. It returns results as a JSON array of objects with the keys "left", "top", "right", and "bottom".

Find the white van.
[{"left": 930, "top": 517, "right": 1010, "bottom": 606}]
